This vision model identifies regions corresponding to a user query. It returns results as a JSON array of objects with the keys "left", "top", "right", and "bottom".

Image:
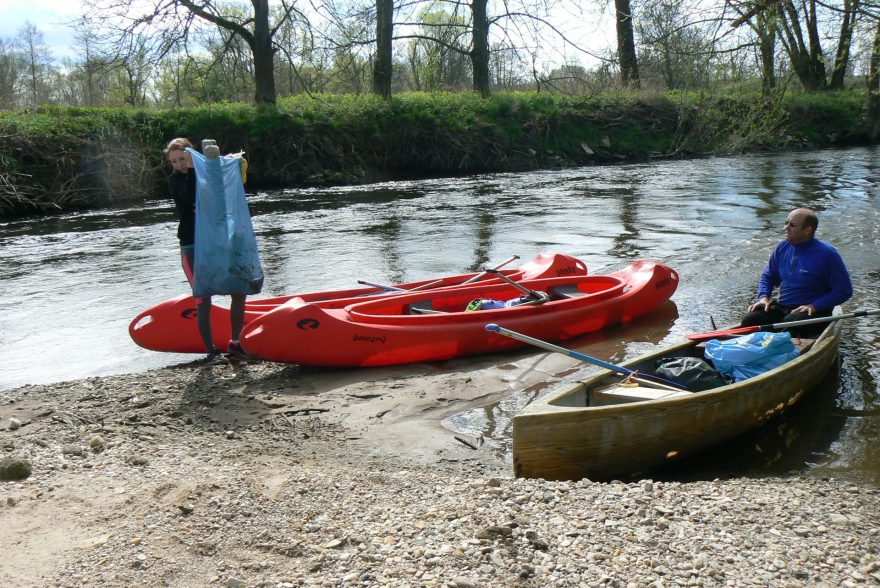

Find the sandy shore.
[{"left": 1, "top": 355, "right": 878, "bottom": 587}]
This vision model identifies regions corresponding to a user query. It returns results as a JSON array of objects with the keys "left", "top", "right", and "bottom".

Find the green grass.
[{"left": 0, "top": 89, "right": 871, "bottom": 218}]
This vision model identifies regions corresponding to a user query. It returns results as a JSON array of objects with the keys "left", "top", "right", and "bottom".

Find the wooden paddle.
[
  {"left": 685, "top": 308, "right": 880, "bottom": 341},
  {"left": 485, "top": 324, "right": 688, "bottom": 391}
]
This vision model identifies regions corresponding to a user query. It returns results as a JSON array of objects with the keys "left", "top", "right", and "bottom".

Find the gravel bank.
[{"left": 1, "top": 359, "right": 878, "bottom": 587}]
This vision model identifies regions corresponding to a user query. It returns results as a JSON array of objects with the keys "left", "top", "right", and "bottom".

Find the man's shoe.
[
  {"left": 195, "top": 349, "right": 225, "bottom": 365},
  {"left": 226, "top": 340, "right": 251, "bottom": 359}
]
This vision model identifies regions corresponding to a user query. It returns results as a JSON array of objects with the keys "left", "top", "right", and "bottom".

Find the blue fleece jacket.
[{"left": 757, "top": 238, "right": 852, "bottom": 311}]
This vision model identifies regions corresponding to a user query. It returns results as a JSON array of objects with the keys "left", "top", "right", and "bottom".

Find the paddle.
[
  {"left": 482, "top": 268, "right": 550, "bottom": 304},
  {"left": 461, "top": 255, "right": 520, "bottom": 285},
  {"left": 356, "top": 278, "right": 444, "bottom": 293},
  {"left": 685, "top": 308, "right": 880, "bottom": 341},
  {"left": 485, "top": 323, "right": 688, "bottom": 391}
]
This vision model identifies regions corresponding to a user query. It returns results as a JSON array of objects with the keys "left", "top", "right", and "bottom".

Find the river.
[{"left": 1, "top": 147, "right": 877, "bottom": 483}]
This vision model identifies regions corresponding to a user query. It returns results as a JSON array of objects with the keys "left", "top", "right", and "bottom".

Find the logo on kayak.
[
  {"left": 297, "top": 318, "right": 320, "bottom": 330},
  {"left": 353, "top": 334, "right": 386, "bottom": 344},
  {"left": 654, "top": 278, "right": 672, "bottom": 289},
  {"left": 555, "top": 266, "right": 578, "bottom": 276},
  {"left": 181, "top": 308, "right": 197, "bottom": 320}
]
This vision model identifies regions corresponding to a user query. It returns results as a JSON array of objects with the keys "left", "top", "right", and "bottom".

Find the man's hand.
[
  {"left": 792, "top": 304, "right": 815, "bottom": 315},
  {"left": 748, "top": 297, "right": 770, "bottom": 313}
]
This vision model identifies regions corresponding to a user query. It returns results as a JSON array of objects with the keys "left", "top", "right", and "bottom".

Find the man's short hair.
[{"left": 802, "top": 209, "right": 818, "bottom": 232}]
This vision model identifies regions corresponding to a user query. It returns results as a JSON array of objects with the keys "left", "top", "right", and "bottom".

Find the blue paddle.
[{"left": 485, "top": 323, "right": 688, "bottom": 391}]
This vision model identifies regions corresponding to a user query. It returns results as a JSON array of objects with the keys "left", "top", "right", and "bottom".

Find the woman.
[{"left": 165, "top": 138, "right": 247, "bottom": 362}]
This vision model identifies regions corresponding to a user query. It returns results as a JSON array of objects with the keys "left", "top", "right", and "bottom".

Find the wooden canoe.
[{"left": 512, "top": 308, "right": 843, "bottom": 482}]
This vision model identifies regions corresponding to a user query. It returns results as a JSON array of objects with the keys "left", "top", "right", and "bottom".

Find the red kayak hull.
[
  {"left": 239, "top": 260, "right": 678, "bottom": 367},
  {"left": 129, "top": 252, "right": 587, "bottom": 353}
]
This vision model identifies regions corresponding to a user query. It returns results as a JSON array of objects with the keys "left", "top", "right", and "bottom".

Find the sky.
[
  {"left": 0, "top": 0, "right": 617, "bottom": 70},
  {"left": 0, "top": 0, "right": 82, "bottom": 58}
]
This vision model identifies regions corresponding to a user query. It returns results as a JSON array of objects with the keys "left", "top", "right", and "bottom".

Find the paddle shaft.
[
  {"left": 483, "top": 268, "right": 548, "bottom": 302},
  {"left": 485, "top": 324, "right": 687, "bottom": 391},
  {"left": 357, "top": 280, "right": 403, "bottom": 292},
  {"left": 461, "top": 255, "right": 520, "bottom": 285},
  {"left": 357, "top": 278, "right": 444, "bottom": 293},
  {"left": 362, "top": 257, "right": 520, "bottom": 294},
  {"left": 687, "top": 308, "right": 880, "bottom": 341}
]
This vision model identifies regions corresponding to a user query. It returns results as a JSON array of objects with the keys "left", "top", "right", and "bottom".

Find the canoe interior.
[
  {"left": 550, "top": 336, "right": 820, "bottom": 408},
  {"left": 351, "top": 275, "right": 623, "bottom": 317},
  {"left": 512, "top": 310, "right": 843, "bottom": 482}
]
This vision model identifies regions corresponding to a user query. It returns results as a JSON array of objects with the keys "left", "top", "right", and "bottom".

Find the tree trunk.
[
  {"left": 614, "top": 0, "right": 640, "bottom": 89},
  {"left": 251, "top": 0, "right": 276, "bottom": 105},
  {"left": 372, "top": 0, "right": 393, "bottom": 98},
  {"left": 829, "top": 0, "right": 859, "bottom": 90},
  {"left": 755, "top": 9, "right": 776, "bottom": 96},
  {"left": 470, "top": 0, "right": 491, "bottom": 97},
  {"left": 778, "top": 0, "right": 826, "bottom": 91},
  {"left": 868, "top": 19, "right": 880, "bottom": 142}
]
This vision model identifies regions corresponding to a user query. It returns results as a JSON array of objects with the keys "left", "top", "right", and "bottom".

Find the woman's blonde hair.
[{"left": 163, "top": 137, "right": 193, "bottom": 157}]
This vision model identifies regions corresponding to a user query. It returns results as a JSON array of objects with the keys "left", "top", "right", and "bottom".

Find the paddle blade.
[{"left": 686, "top": 325, "right": 759, "bottom": 341}]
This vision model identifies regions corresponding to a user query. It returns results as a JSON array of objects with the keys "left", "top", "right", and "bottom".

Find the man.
[{"left": 742, "top": 207, "right": 852, "bottom": 334}]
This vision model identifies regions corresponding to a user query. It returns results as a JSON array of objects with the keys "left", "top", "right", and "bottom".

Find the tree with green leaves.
[
  {"left": 88, "top": 0, "right": 304, "bottom": 105},
  {"left": 16, "top": 22, "right": 57, "bottom": 106}
]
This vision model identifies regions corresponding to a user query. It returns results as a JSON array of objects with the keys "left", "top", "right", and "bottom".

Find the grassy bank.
[{"left": 0, "top": 90, "right": 868, "bottom": 218}]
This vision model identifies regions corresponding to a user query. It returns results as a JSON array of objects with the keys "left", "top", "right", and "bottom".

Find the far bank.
[{"left": 0, "top": 90, "right": 868, "bottom": 219}]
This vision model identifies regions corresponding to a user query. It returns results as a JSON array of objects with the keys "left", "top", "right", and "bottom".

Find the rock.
[
  {"left": 89, "top": 435, "right": 105, "bottom": 452},
  {"left": 8, "top": 417, "right": 21, "bottom": 430},
  {"left": 178, "top": 503, "right": 195, "bottom": 515},
  {"left": 62, "top": 444, "right": 84, "bottom": 457},
  {"left": 0, "top": 457, "right": 32, "bottom": 480}
]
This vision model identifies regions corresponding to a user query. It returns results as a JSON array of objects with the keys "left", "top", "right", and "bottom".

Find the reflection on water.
[{"left": 1, "top": 147, "right": 878, "bottom": 484}]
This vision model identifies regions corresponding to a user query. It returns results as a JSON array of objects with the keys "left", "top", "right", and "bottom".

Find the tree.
[
  {"left": 730, "top": 0, "right": 860, "bottom": 91},
  {"left": 16, "top": 21, "right": 56, "bottom": 106},
  {"left": 90, "top": 0, "right": 301, "bottom": 105},
  {"left": 470, "top": 0, "right": 491, "bottom": 95},
  {"left": 70, "top": 23, "right": 107, "bottom": 107},
  {"left": 615, "top": 0, "right": 640, "bottom": 88},
  {"left": 374, "top": 0, "right": 394, "bottom": 97},
  {"left": 868, "top": 17, "right": 880, "bottom": 140},
  {"left": 0, "top": 37, "right": 21, "bottom": 109},
  {"left": 404, "top": 8, "right": 471, "bottom": 91},
  {"left": 637, "top": 0, "right": 713, "bottom": 90},
  {"left": 829, "top": 0, "right": 859, "bottom": 89}
]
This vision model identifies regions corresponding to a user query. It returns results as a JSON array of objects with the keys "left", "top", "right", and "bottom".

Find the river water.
[{"left": 1, "top": 147, "right": 878, "bottom": 483}]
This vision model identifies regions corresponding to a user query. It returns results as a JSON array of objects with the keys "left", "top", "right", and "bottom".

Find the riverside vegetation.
[{"left": 0, "top": 90, "right": 867, "bottom": 219}]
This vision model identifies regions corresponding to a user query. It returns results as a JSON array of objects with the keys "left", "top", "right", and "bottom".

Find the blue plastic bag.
[
  {"left": 704, "top": 331, "right": 800, "bottom": 382},
  {"left": 190, "top": 148, "right": 264, "bottom": 298}
]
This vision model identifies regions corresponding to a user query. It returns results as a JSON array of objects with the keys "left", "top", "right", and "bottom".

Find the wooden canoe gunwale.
[{"left": 512, "top": 309, "right": 843, "bottom": 482}]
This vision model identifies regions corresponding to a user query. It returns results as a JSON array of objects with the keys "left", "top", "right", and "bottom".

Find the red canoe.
[
  {"left": 129, "top": 252, "right": 587, "bottom": 353},
  {"left": 239, "top": 260, "right": 678, "bottom": 367}
]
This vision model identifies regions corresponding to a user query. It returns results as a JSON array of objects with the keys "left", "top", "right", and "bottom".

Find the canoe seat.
[
  {"left": 792, "top": 338, "right": 816, "bottom": 354},
  {"left": 592, "top": 384, "right": 691, "bottom": 405},
  {"left": 408, "top": 300, "right": 434, "bottom": 314},
  {"left": 548, "top": 284, "right": 583, "bottom": 299}
]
